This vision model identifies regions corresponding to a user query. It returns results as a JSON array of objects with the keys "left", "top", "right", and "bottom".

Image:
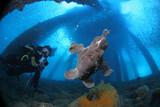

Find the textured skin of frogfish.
[{"left": 65, "top": 30, "right": 112, "bottom": 87}]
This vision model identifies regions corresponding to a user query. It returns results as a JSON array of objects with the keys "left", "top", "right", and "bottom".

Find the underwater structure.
[{"left": 0, "top": 0, "right": 160, "bottom": 107}]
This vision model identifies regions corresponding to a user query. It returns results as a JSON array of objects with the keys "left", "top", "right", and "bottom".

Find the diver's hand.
[{"left": 37, "top": 63, "right": 45, "bottom": 71}]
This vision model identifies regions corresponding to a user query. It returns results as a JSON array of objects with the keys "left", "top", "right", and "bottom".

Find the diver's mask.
[
  {"left": 42, "top": 48, "right": 50, "bottom": 57},
  {"left": 42, "top": 46, "right": 57, "bottom": 57}
]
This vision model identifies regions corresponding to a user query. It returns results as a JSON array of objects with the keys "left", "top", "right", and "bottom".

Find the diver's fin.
[
  {"left": 104, "top": 69, "right": 113, "bottom": 77},
  {"left": 82, "top": 79, "right": 95, "bottom": 88},
  {"left": 64, "top": 69, "right": 79, "bottom": 80}
]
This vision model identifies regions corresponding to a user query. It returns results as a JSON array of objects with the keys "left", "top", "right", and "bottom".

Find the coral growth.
[{"left": 69, "top": 83, "right": 119, "bottom": 107}]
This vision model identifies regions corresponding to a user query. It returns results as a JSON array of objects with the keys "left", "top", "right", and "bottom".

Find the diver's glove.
[
  {"left": 37, "top": 65, "right": 45, "bottom": 71},
  {"left": 37, "top": 61, "right": 48, "bottom": 71}
]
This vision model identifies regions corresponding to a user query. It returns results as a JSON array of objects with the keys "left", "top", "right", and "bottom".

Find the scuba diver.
[{"left": 0, "top": 45, "right": 55, "bottom": 91}]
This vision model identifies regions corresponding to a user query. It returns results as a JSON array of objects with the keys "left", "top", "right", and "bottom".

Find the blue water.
[{"left": 0, "top": 0, "right": 160, "bottom": 81}]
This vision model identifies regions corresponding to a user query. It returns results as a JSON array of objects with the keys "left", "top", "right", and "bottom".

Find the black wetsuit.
[
  {"left": 21, "top": 45, "right": 49, "bottom": 89},
  {"left": 3, "top": 45, "right": 48, "bottom": 89}
]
